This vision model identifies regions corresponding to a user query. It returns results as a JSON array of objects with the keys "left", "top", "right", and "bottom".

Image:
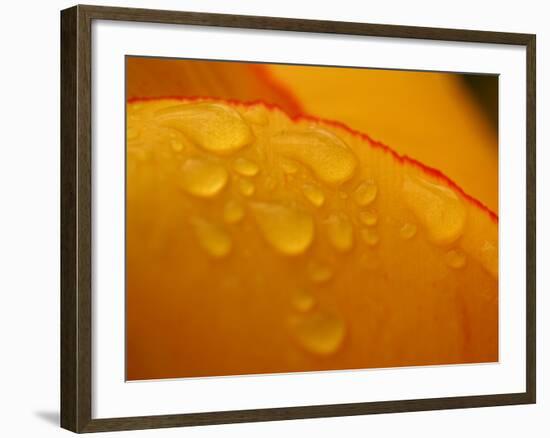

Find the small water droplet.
[
  {"left": 302, "top": 184, "right": 325, "bottom": 207},
  {"left": 399, "top": 223, "right": 417, "bottom": 240},
  {"left": 223, "top": 200, "right": 245, "bottom": 224},
  {"left": 192, "top": 218, "right": 232, "bottom": 258},
  {"left": 155, "top": 102, "right": 253, "bottom": 154},
  {"left": 325, "top": 213, "right": 354, "bottom": 252},
  {"left": 354, "top": 181, "right": 378, "bottom": 206},
  {"left": 290, "top": 310, "right": 346, "bottom": 355},
  {"left": 171, "top": 140, "right": 184, "bottom": 152},
  {"left": 271, "top": 127, "right": 357, "bottom": 185},
  {"left": 180, "top": 158, "right": 228, "bottom": 198},
  {"left": 233, "top": 157, "right": 259, "bottom": 176},
  {"left": 361, "top": 228, "right": 379, "bottom": 246},
  {"left": 359, "top": 210, "right": 378, "bottom": 226},
  {"left": 238, "top": 178, "right": 255, "bottom": 197},
  {"left": 291, "top": 289, "right": 315, "bottom": 312},
  {"left": 251, "top": 202, "right": 314, "bottom": 256},
  {"left": 402, "top": 174, "right": 466, "bottom": 245},
  {"left": 445, "top": 249, "right": 467, "bottom": 269},
  {"left": 307, "top": 261, "right": 333, "bottom": 284}
]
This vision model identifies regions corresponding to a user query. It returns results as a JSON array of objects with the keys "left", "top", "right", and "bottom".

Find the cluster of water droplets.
[{"left": 128, "top": 100, "right": 497, "bottom": 357}]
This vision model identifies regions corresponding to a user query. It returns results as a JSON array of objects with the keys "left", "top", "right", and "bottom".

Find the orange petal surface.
[{"left": 126, "top": 98, "right": 498, "bottom": 380}]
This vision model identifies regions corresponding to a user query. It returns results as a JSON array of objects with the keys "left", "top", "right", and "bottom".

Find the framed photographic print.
[{"left": 60, "top": 4, "right": 536, "bottom": 433}]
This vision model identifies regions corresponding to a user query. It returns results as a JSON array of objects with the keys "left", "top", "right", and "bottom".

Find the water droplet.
[
  {"left": 291, "top": 289, "right": 315, "bottom": 312},
  {"left": 251, "top": 202, "right": 314, "bottom": 256},
  {"left": 302, "top": 184, "right": 325, "bottom": 207},
  {"left": 354, "top": 181, "right": 378, "bottom": 206},
  {"left": 192, "top": 218, "right": 232, "bottom": 258},
  {"left": 290, "top": 310, "right": 346, "bottom": 355},
  {"left": 233, "top": 157, "right": 259, "bottom": 177},
  {"left": 238, "top": 178, "right": 255, "bottom": 197},
  {"left": 180, "top": 158, "right": 228, "bottom": 198},
  {"left": 271, "top": 128, "right": 357, "bottom": 185},
  {"left": 399, "top": 223, "right": 417, "bottom": 240},
  {"left": 155, "top": 102, "right": 253, "bottom": 154},
  {"left": 445, "top": 249, "right": 467, "bottom": 269},
  {"left": 325, "top": 213, "right": 354, "bottom": 252},
  {"left": 307, "top": 261, "right": 333, "bottom": 284},
  {"left": 223, "top": 200, "right": 244, "bottom": 224},
  {"left": 359, "top": 210, "right": 378, "bottom": 226},
  {"left": 402, "top": 175, "right": 466, "bottom": 245},
  {"left": 478, "top": 240, "right": 498, "bottom": 279},
  {"left": 361, "top": 228, "right": 379, "bottom": 246}
]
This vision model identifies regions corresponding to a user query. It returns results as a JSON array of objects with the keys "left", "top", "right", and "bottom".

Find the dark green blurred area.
[{"left": 462, "top": 75, "right": 498, "bottom": 132}]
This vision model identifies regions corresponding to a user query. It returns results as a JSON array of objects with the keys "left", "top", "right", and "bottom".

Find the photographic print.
[{"left": 125, "top": 57, "right": 499, "bottom": 381}]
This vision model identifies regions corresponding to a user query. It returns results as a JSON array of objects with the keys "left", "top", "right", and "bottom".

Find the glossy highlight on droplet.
[
  {"left": 233, "top": 157, "right": 259, "bottom": 176},
  {"left": 354, "top": 180, "right": 378, "bottom": 207},
  {"left": 290, "top": 310, "right": 346, "bottom": 355},
  {"left": 302, "top": 183, "right": 325, "bottom": 207},
  {"left": 155, "top": 102, "right": 254, "bottom": 154},
  {"left": 180, "top": 158, "right": 228, "bottom": 198},
  {"left": 271, "top": 127, "right": 357, "bottom": 185},
  {"left": 402, "top": 174, "right": 466, "bottom": 245},
  {"left": 251, "top": 202, "right": 314, "bottom": 256},
  {"left": 325, "top": 213, "right": 354, "bottom": 252}
]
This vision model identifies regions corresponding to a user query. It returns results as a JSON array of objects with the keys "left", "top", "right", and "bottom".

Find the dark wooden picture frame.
[{"left": 61, "top": 4, "right": 536, "bottom": 433}]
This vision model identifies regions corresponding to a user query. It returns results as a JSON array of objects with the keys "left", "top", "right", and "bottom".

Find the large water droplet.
[
  {"left": 223, "top": 200, "right": 244, "bottom": 224},
  {"left": 353, "top": 181, "right": 378, "bottom": 206},
  {"left": 180, "top": 158, "right": 228, "bottom": 198},
  {"left": 402, "top": 175, "right": 466, "bottom": 245},
  {"left": 302, "top": 183, "right": 325, "bottom": 207},
  {"left": 271, "top": 128, "right": 357, "bottom": 185},
  {"left": 233, "top": 157, "right": 259, "bottom": 176},
  {"left": 290, "top": 310, "right": 346, "bottom": 355},
  {"left": 155, "top": 102, "right": 253, "bottom": 154},
  {"left": 251, "top": 202, "right": 314, "bottom": 256},
  {"left": 325, "top": 213, "right": 354, "bottom": 252},
  {"left": 445, "top": 249, "right": 467, "bottom": 269},
  {"left": 192, "top": 218, "right": 232, "bottom": 258}
]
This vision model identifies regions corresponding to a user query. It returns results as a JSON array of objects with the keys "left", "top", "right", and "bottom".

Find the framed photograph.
[{"left": 60, "top": 4, "right": 536, "bottom": 433}]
